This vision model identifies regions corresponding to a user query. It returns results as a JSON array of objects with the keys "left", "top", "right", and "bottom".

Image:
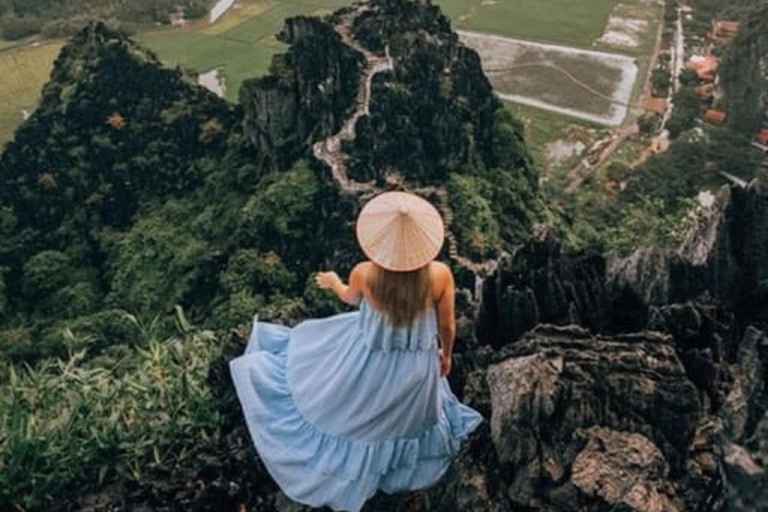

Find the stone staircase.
[{"left": 312, "top": 3, "right": 495, "bottom": 278}]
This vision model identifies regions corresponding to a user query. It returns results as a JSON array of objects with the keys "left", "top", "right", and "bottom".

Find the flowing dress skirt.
[{"left": 230, "top": 300, "right": 483, "bottom": 512}]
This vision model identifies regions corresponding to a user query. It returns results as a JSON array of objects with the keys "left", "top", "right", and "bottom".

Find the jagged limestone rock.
[
  {"left": 483, "top": 326, "right": 702, "bottom": 510},
  {"left": 476, "top": 230, "right": 610, "bottom": 348},
  {"left": 571, "top": 427, "right": 678, "bottom": 512}
]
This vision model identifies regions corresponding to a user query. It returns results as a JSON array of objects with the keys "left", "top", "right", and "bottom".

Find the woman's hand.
[
  {"left": 315, "top": 271, "right": 342, "bottom": 291},
  {"left": 439, "top": 349, "right": 452, "bottom": 377}
]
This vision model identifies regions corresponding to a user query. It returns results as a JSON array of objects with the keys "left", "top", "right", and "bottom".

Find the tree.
[
  {"left": 447, "top": 173, "right": 500, "bottom": 259},
  {"left": 606, "top": 162, "right": 631, "bottom": 182},
  {"left": 105, "top": 200, "right": 207, "bottom": 314},
  {"left": 678, "top": 68, "right": 700, "bottom": 87},
  {"left": 651, "top": 67, "right": 672, "bottom": 96},
  {"left": 638, "top": 115, "right": 660, "bottom": 137},
  {"left": 666, "top": 86, "right": 701, "bottom": 138}
]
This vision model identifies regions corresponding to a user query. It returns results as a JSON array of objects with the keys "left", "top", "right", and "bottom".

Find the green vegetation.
[
  {"left": 0, "top": 0, "right": 210, "bottom": 40},
  {"left": 0, "top": 309, "right": 223, "bottom": 509},
  {"left": 666, "top": 84, "right": 703, "bottom": 139},
  {"left": 436, "top": 0, "right": 618, "bottom": 47},
  {"left": 448, "top": 173, "right": 500, "bottom": 259},
  {"left": 505, "top": 102, "right": 600, "bottom": 178},
  {"left": 625, "top": 130, "right": 762, "bottom": 205}
]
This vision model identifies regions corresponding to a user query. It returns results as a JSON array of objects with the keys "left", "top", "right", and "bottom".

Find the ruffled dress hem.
[{"left": 229, "top": 315, "right": 483, "bottom": 512}]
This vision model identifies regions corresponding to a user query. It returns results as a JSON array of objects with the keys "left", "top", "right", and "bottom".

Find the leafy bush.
[
  {"left": 0, "top": 318, "right": 222, "bottom": 509},
  {"left": 22, "top": 251, "right": 73, "bottom": 301},
  {"left": 666, "top": 86, "right": 701, "bottom": 138},
  {"left": 240, "top": 161, "right": 320, "bottom": 242},
  {"left": 0, "top": 16, "right": 41, "bottom": 39},
  {"left": 220, "top": 249, "right": 295, "bottom": 296},
  {"left": 638, "top": 114, "right": 660, "bottom": 137},
  {"left": 105, "top": 201, "right": 207, "bottom": 314},
  {"left": 447, "top": 173, "right": 500, "bottom": 259},
  {"left": 40, "top": 309, "right": 145, "bottom": 357},
  {"left": 602, "top": 197, "right": 698, "bottom": 256}
]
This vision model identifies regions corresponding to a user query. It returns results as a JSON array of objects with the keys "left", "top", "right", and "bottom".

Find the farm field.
[
  {"left": 0, "top": 42, "right": 63, "bottom": 146},
  {"left": 435, "top": 0, "right": 619, "bottom": 47},
  {"left": 463, "top": 32, "right": 638, "bottom": 125},
  {"left": 138, "top": 0, "right": 350, "bottom": 101},
  {"left": 506, "top": 102, "right": 601, "bottom": 178}
]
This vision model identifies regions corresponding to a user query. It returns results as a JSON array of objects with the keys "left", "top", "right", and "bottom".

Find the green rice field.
[
  {"left": 138, "top": 0, "right": 350, "bottom": 102},
  {"left": 435, "top": 0, "right": 620, "bottom": 47},
  {"left": 0, "top": 42, "right": 63, "bottom": 147}
]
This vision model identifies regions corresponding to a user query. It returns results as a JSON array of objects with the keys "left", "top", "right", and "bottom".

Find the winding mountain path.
[
  {"left": 312, "top": 5, "right": 495, "bottom": 277},
  {"left": 311, "top": 6, "right": 393, "bottom": 193}
]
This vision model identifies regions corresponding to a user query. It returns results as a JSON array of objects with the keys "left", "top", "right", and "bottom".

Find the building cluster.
[{"left": 685, "top": 29, "right": 731, "bottom": 126}]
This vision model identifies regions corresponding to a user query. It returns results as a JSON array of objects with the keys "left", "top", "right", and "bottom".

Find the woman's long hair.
[{"left": 368, "top": 263, "right": 432, "bottom": 327}]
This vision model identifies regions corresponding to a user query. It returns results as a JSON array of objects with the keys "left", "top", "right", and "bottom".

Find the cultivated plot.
[
  {"left": 0, "top": 42, "right": 62, "bottom": 146},
  {"left": 138, "top": 0, "right": 349, "bottom": 101},
  {"left": 460, "top": 31, "right": 638, "bottom": 126},
  {"left": 436, "top": 0, "right": 619, "bottom": 47}
]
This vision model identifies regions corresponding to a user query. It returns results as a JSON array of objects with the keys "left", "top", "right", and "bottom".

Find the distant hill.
[{"left": 0, "top": 0, "right": 211, "bottom": 40}]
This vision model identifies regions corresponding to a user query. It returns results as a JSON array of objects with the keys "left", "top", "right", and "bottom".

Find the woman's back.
[{"left": 229, "top": 191, "right": 480, "bottom": 512}]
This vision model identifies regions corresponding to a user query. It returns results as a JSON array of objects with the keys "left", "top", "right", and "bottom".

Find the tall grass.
[{"left": 0, "top": 309, "right": 224, "bottom": 509}]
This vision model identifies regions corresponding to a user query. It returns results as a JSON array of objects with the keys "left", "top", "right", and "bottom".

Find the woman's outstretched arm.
[{"left": 315, "top": 263, "right": 366, "bottom": 306}]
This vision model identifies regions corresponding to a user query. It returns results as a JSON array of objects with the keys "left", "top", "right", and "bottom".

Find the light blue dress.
[{"left": 229, "top": 297, "right": 483, "bottom": 512}]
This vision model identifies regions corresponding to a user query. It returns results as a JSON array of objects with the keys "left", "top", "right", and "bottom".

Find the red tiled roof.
[
  {"left": 644, "top": 98, "right": 668, "bottom": 115},
  {"left": 755, "top": 129, "right": 768, "bottom": 145},
  {"left": 705, "top": 109, "right": 727, "bottom": 124}
]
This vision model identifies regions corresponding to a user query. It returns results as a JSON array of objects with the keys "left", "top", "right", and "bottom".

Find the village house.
[
  {"left": 704, "top": 109, "right": 728, "bottom": 125},
  {"left": 169, "top": 10, "right": 186, "bottom": 27},
  {"left": 686, "top": 56, "right": 719, "bottom": 82},
  {"left": 709, "top": 20, "right": 741, "bottom": 43},
  {"left": 644, "top": 97, "right": 668, "bottom": 117}
]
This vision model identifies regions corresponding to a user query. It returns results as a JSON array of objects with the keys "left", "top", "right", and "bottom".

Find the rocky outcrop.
[
  {"left": 476, "top": 229, "right": 610, "bottom": 348},
  {"left": 570, "top": 427, "right": 677, "bottom": 512},
  {"left": 468, "top": 182, "right": 768, "bottom": 511},
  {"left": 240, "top": 16, "right": 364, "bottom": 171},
  {"left": 609, "top": 182, "right": 768, "bottom": 330},
  {"left": 345, "top": 0, "right": 532, "bottom": 185},
  {"left": 481, "top": 326, "right": 703, "bottom": 511}
]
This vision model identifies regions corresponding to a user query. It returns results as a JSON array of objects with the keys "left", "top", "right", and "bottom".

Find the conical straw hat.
[{"left": 356, "top": 191, "right": 445, "bottom": 272}]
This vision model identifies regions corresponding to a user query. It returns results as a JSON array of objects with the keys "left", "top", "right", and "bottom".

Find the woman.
[{"left": 229, "top": 191, "right": 483, "bottom": 512}]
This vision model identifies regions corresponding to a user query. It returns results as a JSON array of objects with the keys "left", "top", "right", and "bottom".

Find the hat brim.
[{"left": 356, "top": 191, "right": 445, "bottom": 272}]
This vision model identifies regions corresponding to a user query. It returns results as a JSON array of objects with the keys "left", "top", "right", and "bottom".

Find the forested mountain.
[
  {"left": 0, "top": 0, "right": 210, "bottom": 40},
  {"left": 721, "top": 2, "right": 768, "bottom": 133},
  {"left": 0, "top": 4, "right": 543, "bottom": 506},
  {"left": 0, "top": 1, "right": 538, "bottom": 368}
]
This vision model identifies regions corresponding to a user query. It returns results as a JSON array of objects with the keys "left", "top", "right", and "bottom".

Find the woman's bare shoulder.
[
  {"left": 352, "top": 261, "right": 374, "bottom": 275},
  {"left": 429, "top": 261, "right": 452, "bottom": 278},
  {"left": 429, "top": 261, "right": 454, "bottom": 299}
]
